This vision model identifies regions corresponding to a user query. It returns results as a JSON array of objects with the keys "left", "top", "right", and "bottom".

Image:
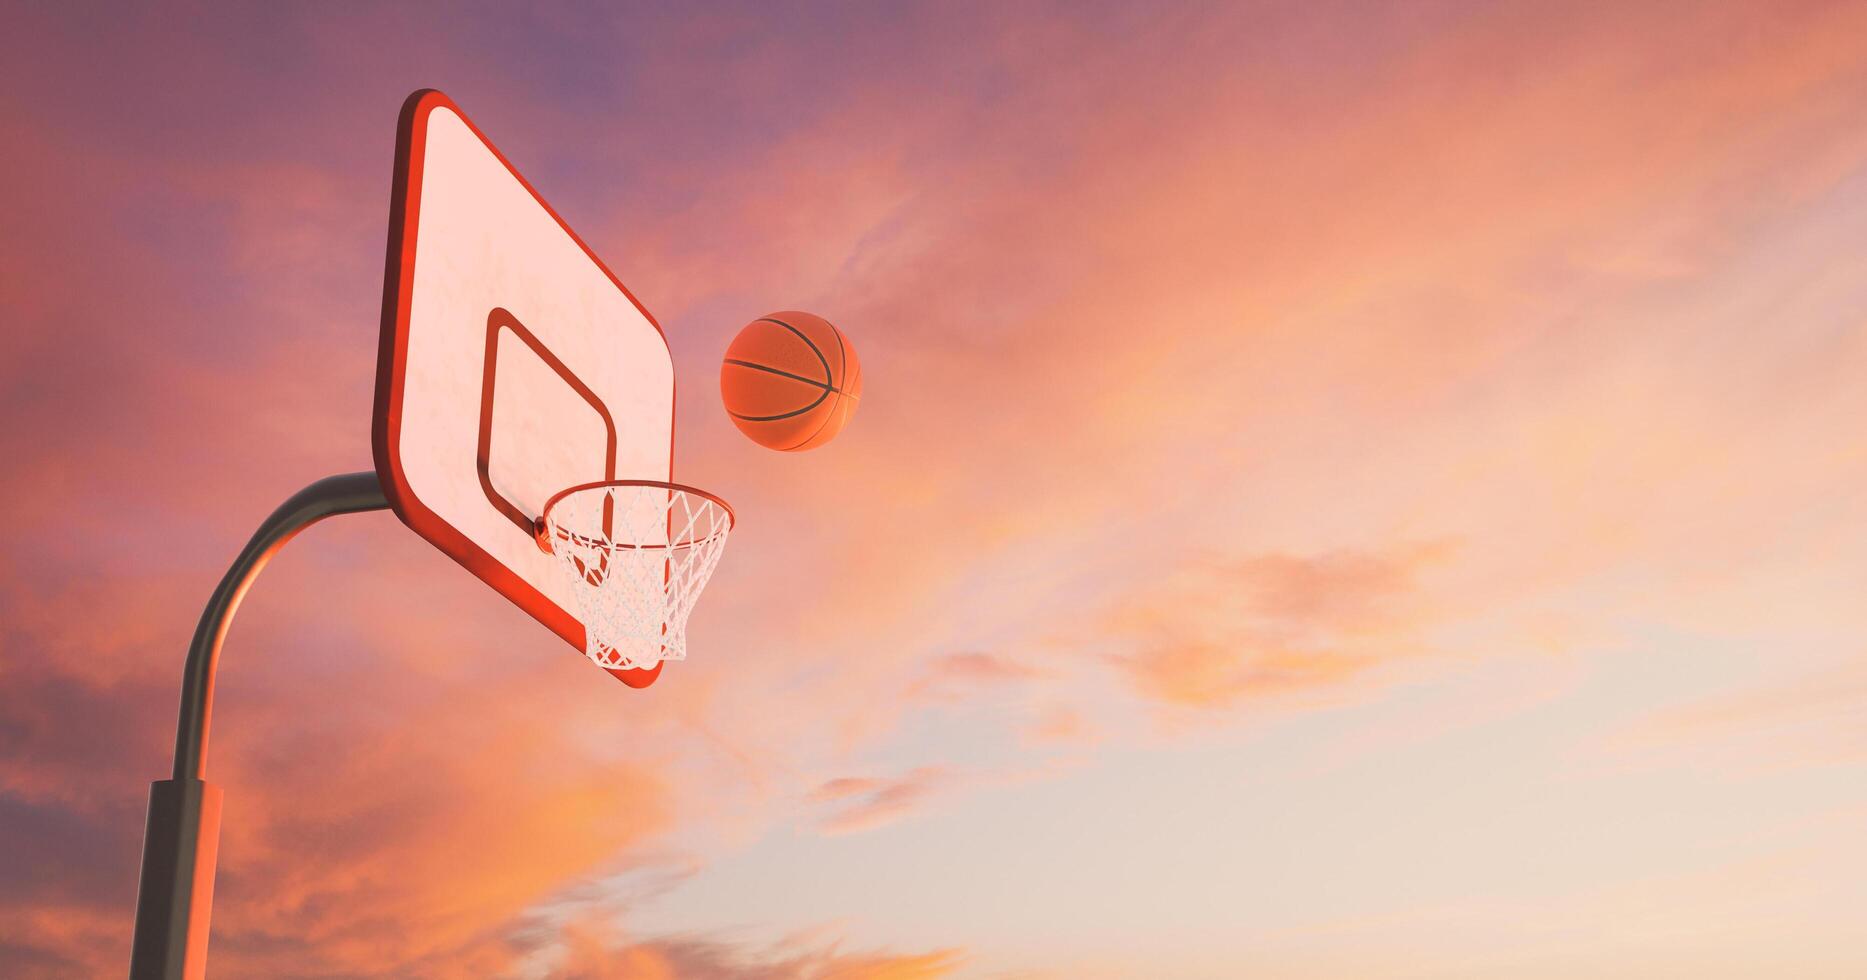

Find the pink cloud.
[
  {"left": 904, "top": 652, "right": 1049, "bottom": 703},
  {"left": 808, "top": 767, "right": 951, "bottom": 836}
]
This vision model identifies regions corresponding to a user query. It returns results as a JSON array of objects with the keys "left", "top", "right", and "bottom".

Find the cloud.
[
  {"left": 0, "top": 553, "right": 679, "bottom": 976},
  {"left": 905, "top": 652, "right": 1048, "bottom": 703},
  {"left": 572, "top": 938, "right": 963, "bottom": 980},
  {"left": 1104, "top": 544, "right": 1452, "bottom": 709},
  {"left": 1023, "top": 705, "right": 1097, "bottom": 747},
  {"left": 808, "top": 767, "right": 951, "bottom": 836},
  {"left": 928, "top": 652, "right": 1046, "bottom": 685},
  {"left": 1610, "top": 658, "right": 1867, "bottom": 768},
  {"left": 511, "top": 913, "right": 965, "bottom": 980}
]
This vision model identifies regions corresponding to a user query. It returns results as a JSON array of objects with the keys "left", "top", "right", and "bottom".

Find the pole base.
[{"left": 129, "top": 778, "right": 222, "bottom": 980}]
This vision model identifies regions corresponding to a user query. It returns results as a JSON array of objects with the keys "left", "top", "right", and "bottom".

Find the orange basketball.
[{"left": 720, "top": 311, "right": 861, "bottom": 451}]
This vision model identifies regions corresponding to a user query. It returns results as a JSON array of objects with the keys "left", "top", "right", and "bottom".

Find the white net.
[{"left": 540, "top": 482, "right": 733, "bottom": 671}]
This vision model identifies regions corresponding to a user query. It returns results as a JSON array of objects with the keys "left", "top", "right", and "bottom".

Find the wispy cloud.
[
  {"left": 1610, "top": 657, "right": 1867, "bottom": 768},
  {"left": 1102, "top": 544, "right": 1452, "bottom": 709},
  {"left": 905, "top": 652, "right": 1049, "bottom": 703},
  {"left": 808, "top": 767, "right": 952, "bottom": 836},
  {"left": 1024, "top": 705, "right": 1097, "bottom": 747},
  {"left": 515, "top": 915, "right": 964, "bottom": 980}
]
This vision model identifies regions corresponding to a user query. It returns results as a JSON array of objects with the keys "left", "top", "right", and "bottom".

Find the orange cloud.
[
  {"left": 1104, "top": 545, "right": 1451, "bottom": 709},
  {"left": 0, "top": 563, "right": 679, "bottom": 976},
  {"left": 519, "top": 914, "right": 964, "bottom": 979},
  {"left": 1024, "top": 705, "right": 1097, "bottom": 746}
]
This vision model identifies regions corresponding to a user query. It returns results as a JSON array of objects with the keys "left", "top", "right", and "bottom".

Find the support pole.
[{"left": 129, "top": 472, "right": 388, "bottom": 980}]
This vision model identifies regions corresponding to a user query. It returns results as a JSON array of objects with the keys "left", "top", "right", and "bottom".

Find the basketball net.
[{"left": 539, "top": 481, "right": 733, "bottom": 671}]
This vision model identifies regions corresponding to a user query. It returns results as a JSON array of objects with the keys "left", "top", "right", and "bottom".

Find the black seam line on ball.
[
  {"left": 830, "top": 321, "right": 848, "bottom": 380},
  {"left": 757, "top": 317, "right": 832, "bottom": 383},
  {"left": 729, "top": 393, "right": 831, "bottom": 423},
  {"left": 723, "top": 358, "right": 844, "bottom": 394},
  {"left": 727, "top": 362, "right": 834, "bottom": 419},
  {"left": 786, "top": 391, "right": 843, "bottom": 450}
]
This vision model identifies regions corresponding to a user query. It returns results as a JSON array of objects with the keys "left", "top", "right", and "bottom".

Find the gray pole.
[{"left": 129, "top": 472, "right": 389, "bottom": 979}]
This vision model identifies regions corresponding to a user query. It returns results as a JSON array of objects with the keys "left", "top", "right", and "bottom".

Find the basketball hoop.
[{"left": 536, "top": 480, "right": 734, "bottom": 671}]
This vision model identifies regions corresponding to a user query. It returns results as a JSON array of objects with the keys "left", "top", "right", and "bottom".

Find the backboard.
[{"left": 372, "top": 89, "right": 674, "bottom": 688}]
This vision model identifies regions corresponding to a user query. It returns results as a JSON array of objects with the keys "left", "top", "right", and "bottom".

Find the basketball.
[{"left": 720, "top": 311, "right": 862, "bottom": 451}]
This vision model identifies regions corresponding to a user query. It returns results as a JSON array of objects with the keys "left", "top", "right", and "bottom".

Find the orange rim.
[{"left": 535, "top": 479, "right": 735, "bottom": 554}]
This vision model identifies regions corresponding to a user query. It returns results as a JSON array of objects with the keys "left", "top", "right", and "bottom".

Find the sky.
[{"left": 3, "top": 0, "right": 1867, "bottom": 976}]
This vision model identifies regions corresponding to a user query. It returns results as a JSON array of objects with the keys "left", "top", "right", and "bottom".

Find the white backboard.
[{"left": 373, "top": 90, "right": 674, "bottom": 686}]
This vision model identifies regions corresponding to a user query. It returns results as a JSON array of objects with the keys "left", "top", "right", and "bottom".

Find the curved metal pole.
[
  {"left": 132, "top": 471, "right": 388, "bottom": 980},
  {"left": 172, "top": 471, "right": 390, "bottom": 780}
]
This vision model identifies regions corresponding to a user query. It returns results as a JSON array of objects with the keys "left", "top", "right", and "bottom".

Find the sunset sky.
[{"left": 4, "top": 1, "right": 1867, "bottom": 977}]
